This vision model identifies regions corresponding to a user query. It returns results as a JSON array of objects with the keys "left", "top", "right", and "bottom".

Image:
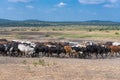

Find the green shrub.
[
  {"left": 88, "top": 29, "right": 92, "bottom": 32},
  {"left": 45, "top": 34, "right": 50, "bottom": 37},
  {"left": 22, "top": 60, "right": 27, "bottom": 65},
  {"left": 33, "top": 59, "right": 45, "bottom": 67},
  {"left": 115, "top": 32, "right": 119, "bottom": 35}
]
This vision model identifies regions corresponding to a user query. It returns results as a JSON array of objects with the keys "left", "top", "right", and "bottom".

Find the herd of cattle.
[{"left": 0, "top": 39, "right": 120, "bottom": 59}]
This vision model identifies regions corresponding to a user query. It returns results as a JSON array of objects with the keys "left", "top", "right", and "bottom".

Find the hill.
[{"left": 0, "top": 19, "right": 120, "bottom": 27}]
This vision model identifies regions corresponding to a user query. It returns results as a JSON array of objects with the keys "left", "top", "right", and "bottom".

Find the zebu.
[
  {"left": 108, "top": 45, "right": 120, "bottom": 57},
  {"left": 112, "top": 42, "right": 120, "bottom": 46},
  {"left": 18, "top": 44, "right": 35, "bottom": 57}
]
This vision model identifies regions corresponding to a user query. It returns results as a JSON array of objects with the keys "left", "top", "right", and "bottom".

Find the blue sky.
[{"left": 0, "top": 0, "right": 120, "bottom": 21}]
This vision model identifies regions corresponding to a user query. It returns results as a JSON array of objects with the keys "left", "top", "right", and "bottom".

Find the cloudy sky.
[{"left": 0, "top": 0, "right": 120, "bottom": 21}]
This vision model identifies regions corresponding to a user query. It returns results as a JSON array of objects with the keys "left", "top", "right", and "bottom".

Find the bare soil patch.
[{"left": 0, "top": 56, "right": 120, "bottom": 80}]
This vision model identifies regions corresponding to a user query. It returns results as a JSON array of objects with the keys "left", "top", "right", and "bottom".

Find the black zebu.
[
  {"left": 6, "top": 41, "right": 20, "bottom": 57},
  {"left": 81, "top": 45, "right": 110, "bottom": 58}
]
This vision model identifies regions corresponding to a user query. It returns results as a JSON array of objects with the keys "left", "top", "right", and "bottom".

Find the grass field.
[{"left": 0, "top": 26, "right": 120, "bottom": 42}]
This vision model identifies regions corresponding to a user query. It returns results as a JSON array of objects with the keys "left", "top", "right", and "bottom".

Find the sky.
[{"left": 0, "top": 0, "right": 120, "bottom": 21}]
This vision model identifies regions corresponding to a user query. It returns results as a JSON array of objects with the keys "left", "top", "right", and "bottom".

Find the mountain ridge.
[
  {"left": 0, "top": 18, "right": 119, "bottom": 23},
  {"left": 0, "top": 19, "right": 120, "bottom": 27}
]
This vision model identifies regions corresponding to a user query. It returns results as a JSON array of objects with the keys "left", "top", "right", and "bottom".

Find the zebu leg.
[
  {"left": 95, "top": 53, "right": 98, "bottom": 59},
  {"left": 100, "top": 53, "right": 104, "bottom": 58}
]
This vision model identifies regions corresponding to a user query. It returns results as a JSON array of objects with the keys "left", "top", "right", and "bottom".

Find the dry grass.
[{"left": 0, "top": 29, "right": 120, "bottom": 42}]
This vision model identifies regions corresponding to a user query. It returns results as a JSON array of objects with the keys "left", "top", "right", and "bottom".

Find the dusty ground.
[{"left": 0, "top": 56, "right": 120, "bottom": 80}]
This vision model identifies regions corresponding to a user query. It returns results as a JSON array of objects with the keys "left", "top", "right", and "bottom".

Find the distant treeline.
[{"left": 0, "top": 19, "right": 120, "bottom": 29}]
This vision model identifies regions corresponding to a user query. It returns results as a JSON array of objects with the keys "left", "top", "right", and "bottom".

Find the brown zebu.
[
  {"left": 64, "top": 46, "right": 78, "bottom": 58},
  {"left": 108, "top": 46, "right": 120, "bottom": 57}
]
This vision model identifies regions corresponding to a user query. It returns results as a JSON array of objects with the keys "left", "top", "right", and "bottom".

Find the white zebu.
[
  {"left": 112, "top": 42, "right": 120, "bottom": 46},
  {"left": 18, "top": 44, "right": 35, "bottom": 57},
  {"left": 13, "top": 39, "right": 36, "bottom": 48}
]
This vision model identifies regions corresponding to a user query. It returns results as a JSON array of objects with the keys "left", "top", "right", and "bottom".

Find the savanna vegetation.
[
  {"left": 0, "top": 19, "right": 120, "bottom": 41},
  {"left": 0, "top": 26, "right": 119, "bottom": 42}
]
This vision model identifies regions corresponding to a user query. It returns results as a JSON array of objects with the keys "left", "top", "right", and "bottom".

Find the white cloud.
[
  {"left": 103, "top": 0, "right": 118, "bottom": 8},
  {"left": 8, "top": 0, "right": 32, "bottom": 3},
  {"left": 78, "top": 0, "right": 118, "bottom": 4},
  {"left": 109, "top": 0, "right": 118, "bottom": 3},
  {"left": 78, "top": 0, "right": 105, "bottom": 4},
  {"left": 57, "top": 2, "right": 67, "bottom": 7},
  {"left": 78, "top": 0, "right": 119, "bottom": 8},
  {"left": 26, "top": 5, "right": 34, "bottom": 9},
  {"left": 103, "top": 4, "right": 118, "bottom": 8},
  {"left": 7, "top": 7, "right": 16, "bottom": 10},
  {"left": 92, "top": 12, "right": 97, "bottom": 15}
]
